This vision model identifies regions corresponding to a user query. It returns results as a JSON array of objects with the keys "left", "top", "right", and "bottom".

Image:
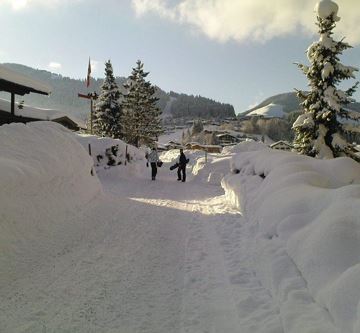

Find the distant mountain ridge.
[
  {"left": 242, "top": 92, "right": 360, "bottom": 117},
  {"left": 0, "top": 63, "right": 235, "bottom": 122}
]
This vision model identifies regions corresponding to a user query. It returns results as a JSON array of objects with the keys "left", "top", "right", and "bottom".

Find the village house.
[
  {"left": 216, "top": 133, "right": 239, "bottom": 146},
  {"left": 270, "top": 140, "right": 293, "bottom": 151},
  {"left": 0, "top": 64, "right": 85, "bottom": 131}
]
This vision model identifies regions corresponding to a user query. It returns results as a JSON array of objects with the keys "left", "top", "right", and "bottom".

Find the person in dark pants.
[
  {"left": 147, "top": 147, "right": 159, "bottom": 180},
  {"left": 177, "top": 148, "right": 188, "bottom": 182}
]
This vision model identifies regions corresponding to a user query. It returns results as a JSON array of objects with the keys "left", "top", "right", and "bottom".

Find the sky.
[{"left": 1, "top": 0, "right": 360, "bottom": 114}]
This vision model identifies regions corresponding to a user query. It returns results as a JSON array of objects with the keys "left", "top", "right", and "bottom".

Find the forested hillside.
[{"left": 0, "top": 63, "right": 235, "bottom": 122}]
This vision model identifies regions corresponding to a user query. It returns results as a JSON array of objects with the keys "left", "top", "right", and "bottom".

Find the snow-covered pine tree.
[
  {"left": 191, "top": 119, "right": 204, "bottom": 136},
  {"left": 181, "top": 130, "right": 186, "bottom": 144},
  {"left": 93, "top": 60, "right": 122, "bottom": 138},
  {"left": 121, "top": 60, "right": 163, "bottom": 147},
  {"left": 293, "top": 0, "right": 359, "bottom": 158}
]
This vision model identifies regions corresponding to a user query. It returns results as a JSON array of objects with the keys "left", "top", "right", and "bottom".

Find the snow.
[
  {"left": 0, "top": 122, "right": 101, "bottom": 286},
  {"left": 336, "top": 63, "right": 358, "bottom": 79},
  {"left": 157, "top": 128, "right": 185, "bottom": 146},
  {"left": 0, "top": 64, "right": 52, "bottom": 94},
  {"left": 319, "top": 33, "right": 335, "bottom": 49},
  {"left": 314, "top": 124, "right": 334, "bottom": 158},
  {"left": 247, "top": 103, "right": 286, "bottom": 118},
  {"left": 76, "top": 133, "right": 146, "bottom": 171},
  {"left": 292, "top": 113, "right": 315, "bottom": 129},
  {"left": 315, "top": 0, "right": 340, "bottom": 21},
  {"left": 1, "top": 123, "right": 360, "bottom": 333},
  {"left": 222, "top": 142, "right": 360, "bottom": 333},
  {"left": 321, "top": 62, "right": 334, "bottom": 80}
]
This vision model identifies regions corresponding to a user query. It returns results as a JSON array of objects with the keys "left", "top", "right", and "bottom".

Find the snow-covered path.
[{"left": 0, "top": 172, "right": 282, "bottom": 333}]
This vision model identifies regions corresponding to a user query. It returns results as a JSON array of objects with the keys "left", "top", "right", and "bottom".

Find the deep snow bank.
[
  {"left": 76, "top": 134, "right": 147, "bottom": 180},
  {"left": 0, "top": 122, "right": 101, "bottom": 285},
  {"left": 222, "top": 142, "right": 360, "bottom": 333}
]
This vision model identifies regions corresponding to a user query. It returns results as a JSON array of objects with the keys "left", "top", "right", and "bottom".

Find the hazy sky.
[{"left": 1, "top": 0, "right": 360, "bottom": 113}]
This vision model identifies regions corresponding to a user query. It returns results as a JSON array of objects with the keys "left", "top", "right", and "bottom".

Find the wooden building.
[
  {"left": 0, "top": 64, "right": 51, "bottom": 119},
  {"left": 216, "top": 133, "right": 239, "bottom": 146},
  {"left": 0, "top": 65, "right": 85, "bottom": 131},
  {"left": 270, "top": 140, "right": 293, "bottom": 151}
]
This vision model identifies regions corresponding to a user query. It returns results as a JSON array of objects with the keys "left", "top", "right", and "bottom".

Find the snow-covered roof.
[
  {"left": 0, "top": 64, "right": 52, "bottom": 95},
  {"left": 216, "top": 133, "right": 238, "bottom": 138},
  {"left": 0, "top": 98, "right": 86, "bottom": 128},
  {"left": 270, "top": 140, "right": 293, "bottom": 148},
  {"left": 247, "top": 103, "right": 286, "bottom": 118}
]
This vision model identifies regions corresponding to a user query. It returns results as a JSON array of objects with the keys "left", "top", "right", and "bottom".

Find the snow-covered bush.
[{"left": 77, "top": 134, "right": 145, "bottom": 170}]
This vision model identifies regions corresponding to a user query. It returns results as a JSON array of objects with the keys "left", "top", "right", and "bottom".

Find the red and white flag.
[{"left": 86, "top": 58, "right": 91, "bottom": 87}]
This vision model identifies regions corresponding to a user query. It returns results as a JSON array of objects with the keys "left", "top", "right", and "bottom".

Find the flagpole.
[
  {"left": 78, "top": 58, "right": 97, "bottom": 135},
  {"left": 88, "top": 58, "right": 93, "bottom": 134}
]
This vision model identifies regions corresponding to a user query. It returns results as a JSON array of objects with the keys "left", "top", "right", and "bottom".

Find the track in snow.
[{"left": 0, "top": 173, "right": 282, "bottom": 333}]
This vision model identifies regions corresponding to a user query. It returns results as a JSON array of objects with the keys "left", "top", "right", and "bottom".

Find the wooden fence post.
[{"left": 88, "top": 143, "right": 94, "bottom": 176}]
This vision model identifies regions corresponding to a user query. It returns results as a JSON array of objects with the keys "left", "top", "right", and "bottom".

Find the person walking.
[
  {"left": 177, "top": 148, "right": 188, "bottom": 182},
  {"left": 147, "top": 147, "right": 159, "bottom": 180}
]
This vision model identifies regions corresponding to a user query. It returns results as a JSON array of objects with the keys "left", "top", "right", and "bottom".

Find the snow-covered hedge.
[
  {"left": 222, "top": 142, "right": 360, "bottom": 333},
  {"left": 0, "top": 122, "right": 101, "bottom": 284},
  {"left": 76, "top": 134, "right": 145, "bottom": 169}
]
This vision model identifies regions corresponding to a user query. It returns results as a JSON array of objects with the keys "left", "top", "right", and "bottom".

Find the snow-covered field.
[
  {"left": 247, "top": 103, "right": 286, "bottom": 118},
  {"left": 1, "top": 122, "right": 360, "bottom": 333}
]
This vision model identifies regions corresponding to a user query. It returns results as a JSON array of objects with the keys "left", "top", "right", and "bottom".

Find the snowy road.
[{"left": 0, "top": 172, "right": 282, "bottom": 333}]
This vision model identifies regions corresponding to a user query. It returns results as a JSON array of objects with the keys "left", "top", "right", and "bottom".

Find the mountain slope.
[
  {"left": 242, "top": 91, "right": 360, "bottom": 117},
  {"left": 0, "top": 63, "right": 235, "bottom": 122}
]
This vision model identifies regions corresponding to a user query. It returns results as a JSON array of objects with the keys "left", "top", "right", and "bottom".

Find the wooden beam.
[
  {"left": 78, "top": 93, "right": 91, "bottom": 99},
  {"left": 0, "top": 79, "right": 48, "bottom": 96}
]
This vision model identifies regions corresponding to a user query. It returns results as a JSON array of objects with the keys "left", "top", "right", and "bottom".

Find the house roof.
[
  {"left": 270, "top": 140, "right": 293, "bottom": 148},
  {"left": 0, "top": 98, "right": 86, "bottom": 129},
  {"left": 0, "top": 64, "right": 52, "bottom": 96},
  {"left": 216, "top": 133, "right": 237, "bottom": 138}
]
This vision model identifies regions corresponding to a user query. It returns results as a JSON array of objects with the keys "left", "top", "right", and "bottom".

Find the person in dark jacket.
[{"left": 177, "top": 148, "right": 188, "bottom": 182}]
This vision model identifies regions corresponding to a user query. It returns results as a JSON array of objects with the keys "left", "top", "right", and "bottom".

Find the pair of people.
[{"left": 146, "top": 147, "right": 188, "bottom": 182}]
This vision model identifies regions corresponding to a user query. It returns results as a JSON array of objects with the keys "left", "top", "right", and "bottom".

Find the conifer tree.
[
  {"left": 121, "top": 60, "right": 163, "bottom": 147},
  {"left": 181, "top": 131, "right": 186, "bottom": 144},
  {"left": 93, "top": 60, "right": 122, "bottom": 138},
  {"left": 293, "top": 0, "right": 359, "bottom": 158},
  {"left": 191, "top": 119, "right": 204, "bottom": 136}
]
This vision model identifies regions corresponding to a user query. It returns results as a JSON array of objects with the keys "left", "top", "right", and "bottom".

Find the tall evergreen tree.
[
  {"left": 293, "top": 0, "right": 359, "bottom": 158},
  {"left": 93, "top": 60, "right": 122, "bottom": 138},
  {"left": 121, "top": 60, "right": 163, "bottom": 147},
  {"left": 191, "top": 119, "right": 204, "bottom": 136}
]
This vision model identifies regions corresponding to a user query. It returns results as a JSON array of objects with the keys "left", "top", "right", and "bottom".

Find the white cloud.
[
  {"left": 48, "top": 62, "right": 62, "bottom": 70},
  {"left": 0, "top": 0, "right": 82, "bottom": 11},
  {"left": 131, "top": 0, "right": 360, "bottom": 45}
]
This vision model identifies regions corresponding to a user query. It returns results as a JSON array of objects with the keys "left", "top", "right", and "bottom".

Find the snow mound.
[
  {"left": 223, "top": 140, "right": 268, "bottom": 155},
  {"left": 0, "top": 122, "right": 101, "bottom": 284},
  {"left": 247, "top": 103, "right": 286, "bottom": 118},
  {"left": 222, "top": 142, "right": 360, "bottom": 332},
  {"left": 192, "top": 155, "right": 232, "bottom": 185},
  {"left": 76, "top": 134, "right": 147, "bottom": 179},
  {"left": 315, "top": 0, "right": 340, "bottom": 21}
]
